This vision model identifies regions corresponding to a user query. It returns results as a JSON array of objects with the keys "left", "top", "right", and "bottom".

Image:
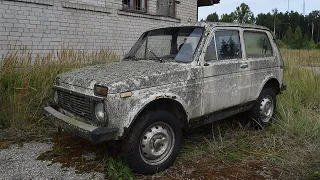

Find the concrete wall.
[{"left": 0, "top": 0, "right": 197, "bottom": 59}]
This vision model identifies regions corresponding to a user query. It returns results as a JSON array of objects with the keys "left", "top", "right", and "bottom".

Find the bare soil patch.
[{"left": 37, "top": 132, "right": 122, "bottom": 174}]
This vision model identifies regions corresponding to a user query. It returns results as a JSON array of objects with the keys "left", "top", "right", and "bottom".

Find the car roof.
[{"left": 149, "top": 22, "right": 270, "bottom": 32}]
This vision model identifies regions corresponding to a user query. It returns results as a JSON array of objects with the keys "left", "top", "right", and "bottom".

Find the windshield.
[{"left": 124, "top": 27, "right": 204, "bottom": 63}]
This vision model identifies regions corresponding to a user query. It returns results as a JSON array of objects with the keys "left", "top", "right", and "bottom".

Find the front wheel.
[
  {"left": 248, "top": 88, "right": 276, "bottom": 129},
  {"left": 122, "top": 111, "right": 182, "bottom": 174}
]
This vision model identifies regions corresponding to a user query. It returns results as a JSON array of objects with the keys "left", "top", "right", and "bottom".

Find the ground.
[
  {"left": 0, "top": 141, "right": 104, "bottom": 179},
  {"left": 1, "top": 115, "right": 314, "bottom": 180}
]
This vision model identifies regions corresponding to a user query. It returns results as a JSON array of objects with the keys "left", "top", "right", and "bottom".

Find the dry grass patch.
[{"left": 0, "top": 48, "right": 119, "bottom": 137}]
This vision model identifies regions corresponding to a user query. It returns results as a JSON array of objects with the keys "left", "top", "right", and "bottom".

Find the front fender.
[
  {"left": 106, "top": 89, "right": 190, "bottom": 138},
  {"left": 128, "top": 93, "right": 188, "bottom": 127}
]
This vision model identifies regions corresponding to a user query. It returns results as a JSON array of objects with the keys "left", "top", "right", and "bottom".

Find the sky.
[{"left": 198, "top": 0, "right": 320, "bottom": 21}]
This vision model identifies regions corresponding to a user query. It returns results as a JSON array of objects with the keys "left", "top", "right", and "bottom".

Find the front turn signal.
[{"left": 94, "top": 85, "right": 108, "bottom": 97}]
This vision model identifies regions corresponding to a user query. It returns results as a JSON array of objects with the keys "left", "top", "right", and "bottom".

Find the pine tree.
[
  {"left": 228, "top": 37, "right": 239, "bottom": 58},
  {"left": 283, "top": 27, "right": 293, "bottom": 47},
  {"left": 220, "top": 40, "right": 228, "bottom": 58},
  {"left": 293, "top": 27, "right": 303, "bottom": 49}
]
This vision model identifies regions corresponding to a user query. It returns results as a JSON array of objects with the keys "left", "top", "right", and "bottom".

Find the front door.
[{"left": 202, "top": 29, "right": 251, "bottom": 115}]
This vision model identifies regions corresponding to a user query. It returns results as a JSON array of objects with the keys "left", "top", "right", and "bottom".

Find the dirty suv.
[{"left": 44, "top": 22, "right": 286, "bottom": 174}]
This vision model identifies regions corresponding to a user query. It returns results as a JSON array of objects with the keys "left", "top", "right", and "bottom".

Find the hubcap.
[
  {"left": 139, "top": 122, "right": 175, "bottom": 165},
  {"left": 260, "top": 95, "right": 274, "bottom": 123}
]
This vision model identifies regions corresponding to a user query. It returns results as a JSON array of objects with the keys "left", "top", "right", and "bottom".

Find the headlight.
[
  {"left": 94, "top": 85, "right": 108, "bottom": 97},
  {"left": 53, "top": 91, "right": 59, "bottom": 104},
  {"left": 95, "top": 102, "right": 105, "bottom": 121}
]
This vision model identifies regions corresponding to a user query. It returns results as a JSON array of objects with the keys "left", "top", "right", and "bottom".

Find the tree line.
[{"left": 202, "top": 3, "right": 320, "bottom": 49}]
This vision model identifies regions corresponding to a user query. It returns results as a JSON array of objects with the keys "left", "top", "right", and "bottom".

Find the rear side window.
[
  {"left": 215, "top": 30, "right": 242, "bottom": 60},
  {"left": 244, "top": 31, "right": 273, "bottom": 58}
]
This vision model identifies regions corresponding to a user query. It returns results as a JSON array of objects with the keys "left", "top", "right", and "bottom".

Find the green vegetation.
[
  {"left": 105, "top": 156, "right": 134, "bottom": 180},
  {"left": 204, "top": 3, "right": 254, "bottom": 24},
  {"left": 0, "top": 49, "right": 118, "bottom": 136}
]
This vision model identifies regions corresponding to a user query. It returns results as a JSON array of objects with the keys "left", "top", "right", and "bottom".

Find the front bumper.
[{"left": 44, "top": 106, "right": 118, "bottom": 144}]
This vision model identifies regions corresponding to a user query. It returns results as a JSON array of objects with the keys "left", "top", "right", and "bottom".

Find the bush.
[{"left": 276, "top": 39, "right": 285, "bottom": 48}]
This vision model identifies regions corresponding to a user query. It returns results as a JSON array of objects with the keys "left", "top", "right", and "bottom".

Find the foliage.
[
  {"left": 0, "top": 49, "right": 118, "bottom": 133},
  {"left": 220, "top": 13, "right": 234, "bottom": 23},
  {"left": 206, "top": 12, "right": 219, "bottom": 22},
  {"left": 292, "top": 26, "right": 303, "bottom": 49},
  {"left": 283, "top": 26, "right": 293, "bottom": 45},
  {"left": 105, "top": 156, "right": 134, "bottom": 180},
  {"left": 308, "top": 39, "right": 318, "bottom": 49},
  {"left": 232, "top": 3, "right": 255, "bottom": 24},
  {"left": 275, "top": 39, "right": 285, "bottom": 48}
]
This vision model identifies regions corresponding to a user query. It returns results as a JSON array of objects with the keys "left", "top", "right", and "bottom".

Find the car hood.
[{"left": 58, "top": 61, "right": 199, "bottom": 93}]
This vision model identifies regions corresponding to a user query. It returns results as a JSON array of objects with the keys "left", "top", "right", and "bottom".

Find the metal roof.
[
  {"left": 149, "top": 22, "right": 270, "bottom": 32},
  {"left": 204, "top": 22, "right": 270, "bottom": 30}
]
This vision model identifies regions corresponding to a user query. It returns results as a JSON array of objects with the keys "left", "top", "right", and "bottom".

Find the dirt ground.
[{"left": 0, "top": 123, "right": 283, "bottom": 180}]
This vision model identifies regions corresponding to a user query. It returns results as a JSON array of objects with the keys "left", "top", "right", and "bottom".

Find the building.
[{"left": 0, "top": 0, "right": 220, "bottom": 58}]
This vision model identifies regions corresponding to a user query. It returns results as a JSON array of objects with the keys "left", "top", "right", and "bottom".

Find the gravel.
[{"left": 0, "top": 142, "right": 104, "bottom": 180}]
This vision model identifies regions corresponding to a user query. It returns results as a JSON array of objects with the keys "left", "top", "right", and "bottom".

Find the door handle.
[{"left": 240, "top": 63, "right": 248, "bottom": 69}]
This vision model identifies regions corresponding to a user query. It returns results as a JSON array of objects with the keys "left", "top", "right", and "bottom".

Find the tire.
[
  {"left": 122, "top": 110, "right": 182, "bottom": 175},
  {"left": 248, "top": 88, "right": 276, "bottom": 129}
]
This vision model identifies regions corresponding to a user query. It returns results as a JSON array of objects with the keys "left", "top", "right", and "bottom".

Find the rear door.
[
  {"left": 202, "top": 28, "right": 251, "bottom": 115},
  {"left": 242, "top": 30, "right": 278, "bottom": 101}
]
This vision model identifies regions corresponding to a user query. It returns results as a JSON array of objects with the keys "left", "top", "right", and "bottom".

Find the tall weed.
[
  {"left": 275, "top": 49, "right": 320, "bottom": 140},
  {"left": 0, "top": 48, "right": 119, "bottom": 134}
]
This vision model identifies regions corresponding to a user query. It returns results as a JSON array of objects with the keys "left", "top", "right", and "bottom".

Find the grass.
[
  {"left": 1, "top": 48, "right": 320, "bottom": 179},
  {"left": 0, "top": 48, "right": 119, "bottom": 138},
  {"left": 105, "top": 156, "right": 134, "bottom": 180}
]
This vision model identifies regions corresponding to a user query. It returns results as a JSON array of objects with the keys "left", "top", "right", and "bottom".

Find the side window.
[
  {"left": 205, "top": 36, "right": 217, "bottom": 61},
  {"left": 215, "top": 30, "right": 242, "bottom": 60},
  {"left": 244, "top": 31, "right": 273, "bottom": 58}
]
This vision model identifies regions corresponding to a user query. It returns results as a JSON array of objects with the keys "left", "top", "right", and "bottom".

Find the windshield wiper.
[{"left": 138, "top": 42, "right": 163, "bottom": 63}]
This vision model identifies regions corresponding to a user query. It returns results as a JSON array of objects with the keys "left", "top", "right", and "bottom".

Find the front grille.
[{"left": 57, "top": 90, "right": 94, "bottom": 121}]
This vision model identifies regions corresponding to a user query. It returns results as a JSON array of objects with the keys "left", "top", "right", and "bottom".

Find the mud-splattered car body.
[{"left": 44, "top": 22, "right": 286, "bottom": 143}]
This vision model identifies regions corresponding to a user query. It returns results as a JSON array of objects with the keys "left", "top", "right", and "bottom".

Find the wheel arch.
[
  {"left": 261, "top": 77, "right": 281, "bottom": 95},
  {"left": 125, "top": 97, "right": 188, "bottom": 136}
]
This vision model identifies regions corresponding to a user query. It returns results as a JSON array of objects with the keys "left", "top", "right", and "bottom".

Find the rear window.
[{"left": 244, "top": 31, "right": 273, "bottom": 58}]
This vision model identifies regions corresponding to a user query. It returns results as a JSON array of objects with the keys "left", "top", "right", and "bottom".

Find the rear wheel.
[
  {"left": 122, "top": 111, "right": 182, "bottom": 174},
  {"left": 249, "top": 88, "right": 276, "bottom": 129}
]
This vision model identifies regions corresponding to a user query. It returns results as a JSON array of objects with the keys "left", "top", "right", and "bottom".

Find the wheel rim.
[
  {"left": 260, "top": 95, "right": 274, "bottom": 123},
  {"left": 139, "top": 122, "right": 175, "bottom": 166}
]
